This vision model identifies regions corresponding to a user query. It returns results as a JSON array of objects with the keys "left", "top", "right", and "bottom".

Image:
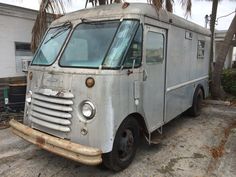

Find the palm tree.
[
  {"left": 211, "top": 14, "right": 236, "bottom": 99},
  {"left": 206, "top": 0, "right": 236, "bottom": 99}
]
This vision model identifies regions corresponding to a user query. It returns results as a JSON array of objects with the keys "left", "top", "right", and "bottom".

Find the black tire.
[
  {"left": 188, "top": 88, "right": 203, "bottom": 117},
  {"left": 102, "top": 118, "right": 139, "bottom": 171}
]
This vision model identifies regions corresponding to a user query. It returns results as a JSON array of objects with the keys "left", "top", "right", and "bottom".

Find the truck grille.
[{"left": 29, "top": 89, "right": 74, "bottom": 133}]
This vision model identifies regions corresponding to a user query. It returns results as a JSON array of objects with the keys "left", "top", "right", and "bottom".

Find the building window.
[
  {"left": 197, "top": 40, "right": 205, "bottom": 59},
  {"left": 15, "top": 42, "right": 33, "bottom": 73},
  {"left": 15, "top": 42, "right": 32, "bottom": 55},
  {"left": 146, "top": 32, "right": 164, "bottom": 64}
]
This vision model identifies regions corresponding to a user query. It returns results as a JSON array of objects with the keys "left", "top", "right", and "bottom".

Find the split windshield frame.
[{"left": 32, "top": 19, "right": 142, "bottom": 70}]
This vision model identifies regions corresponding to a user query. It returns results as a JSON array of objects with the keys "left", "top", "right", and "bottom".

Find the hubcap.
[{"left": 118, "top": 129, "right": 134, "bottom": 161}]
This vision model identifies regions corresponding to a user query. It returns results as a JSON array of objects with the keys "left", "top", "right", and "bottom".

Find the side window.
[
  {"left": 197, "top": 40, "right": 205, "bottom": 59},
  {"left": 123, "top": 25, "right": 142, "bottom": 68},
  {"left": 146, "top": 32, "right": 164, "bottom": 64}
]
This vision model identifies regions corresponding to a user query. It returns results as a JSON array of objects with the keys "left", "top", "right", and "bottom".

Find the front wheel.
[{"left": 102, "top": 118, "right": 139, "bottom": 171}]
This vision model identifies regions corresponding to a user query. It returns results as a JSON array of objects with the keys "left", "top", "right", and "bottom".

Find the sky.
[{"left": 0, "top": 0, "right": 235, "bottom": 30}]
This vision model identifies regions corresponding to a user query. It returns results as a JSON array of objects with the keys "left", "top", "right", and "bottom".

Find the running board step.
[{"left": 144, "top": 128, "right": 163, "bottom": 145}]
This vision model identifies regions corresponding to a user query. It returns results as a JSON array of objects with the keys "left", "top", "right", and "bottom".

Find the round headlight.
[
  {"left": 81, "top": 101, "right": 96, "bottom": 119},
  {"left": 26, "top": 90, "right": 32, "bottom": 103}
]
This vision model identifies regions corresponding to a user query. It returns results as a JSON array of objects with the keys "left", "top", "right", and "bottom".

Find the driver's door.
[{"left": 143, "top": 25, "right": 166, "bottom": 132}]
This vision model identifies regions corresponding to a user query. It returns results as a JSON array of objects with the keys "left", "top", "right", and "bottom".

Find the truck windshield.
[
  {"left": 60, "top": 20, "right": 139, "bottom": 68},
  {"left": 32, "top": 23, "right": 71, "bottom": 66}
]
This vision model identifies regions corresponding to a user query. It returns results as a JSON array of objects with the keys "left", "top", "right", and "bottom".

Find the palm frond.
[
  {"left": 179, "top": 0, "right": 192, "bottom": 16},
  {"left": 149, "top": 0, "right": 191, "bottom": 15},
  {"left": 98, "top": 0, "right": 106, "bottom": 5},
  {"left": 151, "top": 0, "right": 164, "bottom": 10},
  {"left": 31, "top": 0, "right": 71, "bottom": 52},
  {"left": 148, "top": 0, "right": 174, "bottom": 13},
  {"left": 88, "top": 0, "right": 121, "bottom": 7},
  {"left": 165, "top": 0, "right": 173, "bottom": 13},
  {"left": 114, "top": 0, "right": 122, "bottom": 3}
]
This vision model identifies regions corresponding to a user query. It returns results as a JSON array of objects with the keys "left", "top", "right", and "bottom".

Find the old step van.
[{"left": 10, "top": 3, "right": 210, "bottom": 171}]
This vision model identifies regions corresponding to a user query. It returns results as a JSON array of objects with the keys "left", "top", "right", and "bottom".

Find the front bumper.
[{"left": 9, "top": 119, "right": 102, "bottom": 165}]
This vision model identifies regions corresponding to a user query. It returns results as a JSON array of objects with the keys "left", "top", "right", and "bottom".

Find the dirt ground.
[{"left": 0, "top": 103, "right": 236, "bottom": 177}]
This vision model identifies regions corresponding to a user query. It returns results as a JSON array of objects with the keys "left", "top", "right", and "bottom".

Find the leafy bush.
[{"left": 221, "top": 69, "right": 236, "bottom": 96}]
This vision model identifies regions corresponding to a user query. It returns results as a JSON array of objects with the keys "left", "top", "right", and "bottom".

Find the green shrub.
[{"left": 221, "top": 69, "right": 236, "bottom": 96}]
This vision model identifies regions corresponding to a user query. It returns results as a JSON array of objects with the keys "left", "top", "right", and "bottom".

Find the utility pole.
[{"left": 209, "top": 0, "right": 219, "bottom": 74}]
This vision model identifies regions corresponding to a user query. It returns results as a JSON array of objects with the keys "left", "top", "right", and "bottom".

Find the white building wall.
[{"left": 0, "top": 4, "right": 37, "bottom": 79}]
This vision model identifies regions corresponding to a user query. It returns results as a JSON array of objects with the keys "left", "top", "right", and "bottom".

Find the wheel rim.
[{"left": 118, "top": 129, "right": 134, "bottom": 162}]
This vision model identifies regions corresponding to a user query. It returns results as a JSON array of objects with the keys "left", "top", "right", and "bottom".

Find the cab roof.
[{"left": 52, "top": 3, "right": 210, "bottom": 36}]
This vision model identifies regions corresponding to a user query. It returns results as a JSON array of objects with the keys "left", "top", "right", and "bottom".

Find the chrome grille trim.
[
  {"left": 29, "top": 89, "right": 74, "bottom": 134},
  {"left": 30, "top": 116, "right": 71, "bottom": 132},
  {"left": 31, "top": 112, "right": 71, "bottom": 125},
  {"left": 32, "top": 105, "right": 72, "bottom": 119},
  {"left": 32, "top": 99, "right": 73, "bottom": 112},
  {"left": 32, "top": 93, "right": 73, "bottom": 105}
]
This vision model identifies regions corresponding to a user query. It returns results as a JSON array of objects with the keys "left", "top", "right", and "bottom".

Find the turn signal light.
[{"left": 85, "top": 77, "right": 95, "bottom": 88}]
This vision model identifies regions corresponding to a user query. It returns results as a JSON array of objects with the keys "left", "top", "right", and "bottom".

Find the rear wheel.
[
  {"left": 188, "top": 88, "right": 203, "bottom": 117},
  {"left": 102, "top": 118, "right": 139, "bottom": 171}
]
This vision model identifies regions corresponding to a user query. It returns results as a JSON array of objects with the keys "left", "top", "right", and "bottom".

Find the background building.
[
  {"left": 0, "top": 3, "right": 39, "bottom": 111},
  {"left": 0, "top": 3, "right": 37, "bottom": 83}
]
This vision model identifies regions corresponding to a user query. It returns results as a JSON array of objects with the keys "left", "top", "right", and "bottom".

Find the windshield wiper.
[{"left": 44, "top": 21, "right": 72, "bottom": 45}]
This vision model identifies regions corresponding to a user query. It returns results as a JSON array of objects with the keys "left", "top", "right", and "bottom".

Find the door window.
[
  {"left": 146, "top": 32, "right": 164, "bottom": 64},
  {"left": 123, "top": 25, "right": 142, "bottom": 68}
]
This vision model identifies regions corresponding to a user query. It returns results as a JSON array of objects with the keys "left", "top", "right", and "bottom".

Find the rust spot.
[
  {"left": 56, "top": 91, "right": 64, "bottom": 97},
  {"left": 127, "top": 69, "right": 133, "bottom": 76},
  {"left": 122, "top": 2, "right": 130, "bottom": 9},
  {"left": 36, "top": 137, "right": 45, "bottom": 146},
  {"left": 230, "top": 100, "right": 236, "bottom": 107}
]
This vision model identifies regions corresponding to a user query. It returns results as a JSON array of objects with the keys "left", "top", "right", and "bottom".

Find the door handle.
[{"left": 143, "top": 69, "right": 148, "bottom": 81}]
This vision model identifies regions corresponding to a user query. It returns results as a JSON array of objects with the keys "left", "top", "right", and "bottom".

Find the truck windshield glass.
[
  {"left": 103, "top": 20, "right": 139, "bottom": 68},
  {"left": 32, "top": 24, "right": 71, "bottom": 65},
  {"left": 60, "top": 20, "right": 139, "bottom": 68}
]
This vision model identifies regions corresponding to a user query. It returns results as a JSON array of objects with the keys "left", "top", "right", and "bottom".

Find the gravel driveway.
[{"left": 0, "top": 103, "right": 236, "bottom": 177}]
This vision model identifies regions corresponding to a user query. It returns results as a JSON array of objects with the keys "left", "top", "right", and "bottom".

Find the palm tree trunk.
[{"left": 211, "top": 14, "right": 236, "bottom": 99}]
